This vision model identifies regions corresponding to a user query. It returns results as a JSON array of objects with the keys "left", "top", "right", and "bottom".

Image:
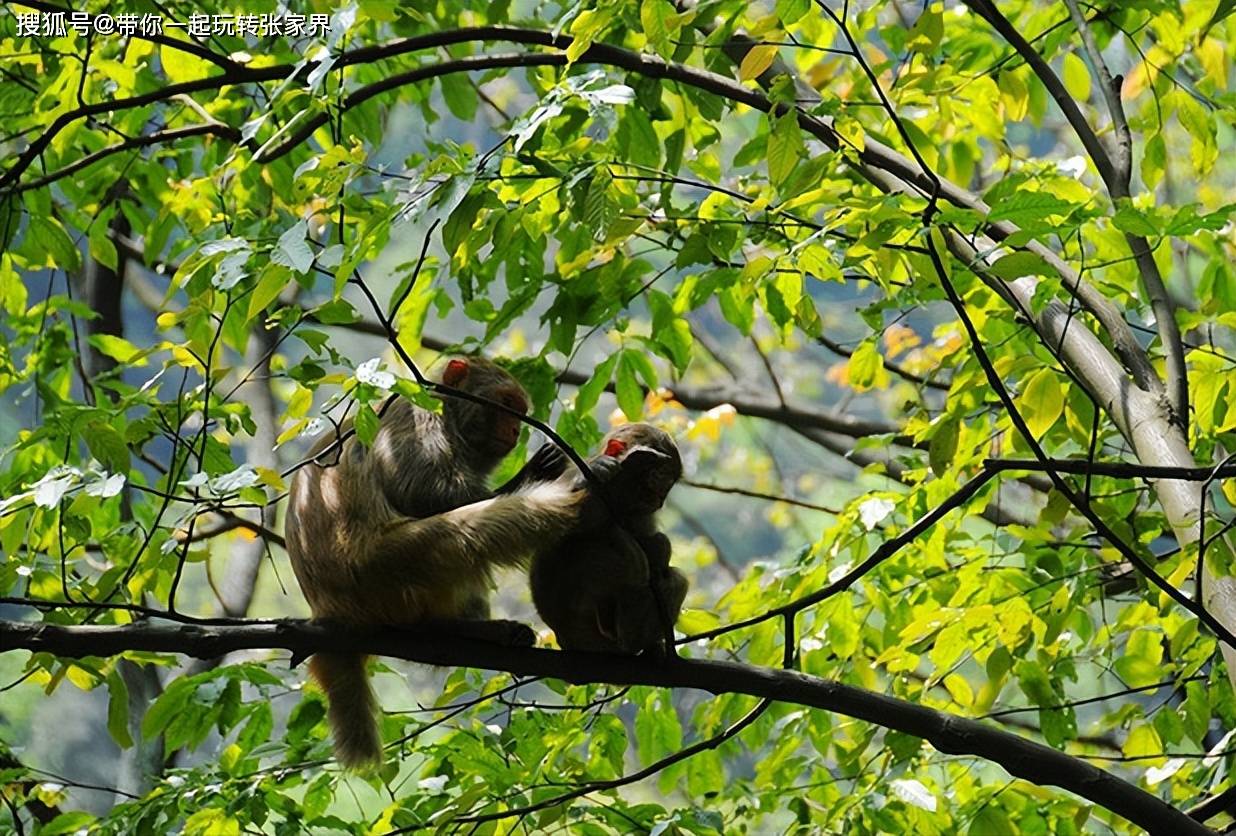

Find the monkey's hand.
[
  {"left": 495, "top": 442, "right": 570, "bottom": 494},
  {"left": 570, "top": 454, "right": 623, "bottom": 491},
  {"left": 489, "top": 619, "right": 537, "bottom": 647}
]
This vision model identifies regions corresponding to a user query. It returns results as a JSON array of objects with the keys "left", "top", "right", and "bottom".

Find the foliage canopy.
[{"left": 2, "top": 0, "right": 1236, "bottom": 833}]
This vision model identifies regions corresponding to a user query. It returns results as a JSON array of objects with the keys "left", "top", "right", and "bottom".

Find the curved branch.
[
  {"left": 15, "top": 123, "right": 241, "bottom": 194},
  {"left": 964, "top": 0, "right": 1185, "bottom": 426},
  {"left": 0, "top": 618, "right": 1210, "bottom": 836}
]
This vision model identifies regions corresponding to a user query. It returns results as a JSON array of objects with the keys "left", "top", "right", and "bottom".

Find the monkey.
[
  {"left": 528, "top": 423, "right": 689, "bottom": 655},
  {"left": 284, "top": 356, "right": 584, "bottom": 770}
]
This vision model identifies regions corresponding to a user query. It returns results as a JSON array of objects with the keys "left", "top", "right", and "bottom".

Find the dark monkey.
[{"left": 529, "top": 423, "right": 688, "bottom": 655}]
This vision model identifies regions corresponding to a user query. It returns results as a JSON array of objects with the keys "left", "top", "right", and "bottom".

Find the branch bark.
[{"left": 0, "top": 618, "right": 1211, "bottom": 836}]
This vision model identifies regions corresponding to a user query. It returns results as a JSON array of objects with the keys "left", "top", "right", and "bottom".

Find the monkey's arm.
[{"left": 364, "top": 481, "right": 584, "bottom": 591}]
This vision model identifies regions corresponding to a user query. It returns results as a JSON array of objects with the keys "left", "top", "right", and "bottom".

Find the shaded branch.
[
  {"left": 0, "top": 618, "right": 1209, "bottom": 836},
  {"left": 987, "top": 458, "right": 1236, "bottom": 481},
  {"left": 15, "top": 123, "right": 241, "bottom": 194}
]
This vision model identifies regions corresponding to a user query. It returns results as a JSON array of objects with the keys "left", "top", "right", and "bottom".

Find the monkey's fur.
[
  {"left": 530, "top": 423, "right": 688, "bottom": 655},
  {"left": 285, "top": 357, "right": 581, "bottom": 770}
]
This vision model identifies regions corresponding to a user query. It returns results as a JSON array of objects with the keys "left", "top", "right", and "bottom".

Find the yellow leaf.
[
  {"left": 276, "top": 419, "right": 308, "bottom": 446},
  {"left": 834, "top": 115, "right": 865, "bottom": 152},
  {"left": 1062, "top": 52, "right": 1091, "bottom": 102},
  {"left": 1020, "top": 369, "right": 1064, "bottom": 438},
  {"left": 687, "top": 404, "right": 736, "bottom": 441},
  {"left": 883, "top": 324, "right": 921, "bottom": 358},
  {"left": 739, "top": 44, "right": 778, "bottom": 82},
  {"left": 160, "top": 36, "right": 214, "bottom": 84},
  {"left": 943, "top": 673, "right": 974, "bottom": 708}
]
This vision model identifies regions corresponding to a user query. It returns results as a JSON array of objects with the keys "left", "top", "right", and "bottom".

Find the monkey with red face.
[
  {"left": 529, "top": 423, "right": 688, "bottom": 655},
  {"left": 285, "top": 356, "right": 580, "bottom": 770}
]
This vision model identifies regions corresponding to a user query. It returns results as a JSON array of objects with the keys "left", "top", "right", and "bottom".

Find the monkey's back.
[
  {"left": 285, "top": 401, "right": 490, "bottom": 625},
  {"left": 530, "top": 528, "right": 655, "bottom": 652}
]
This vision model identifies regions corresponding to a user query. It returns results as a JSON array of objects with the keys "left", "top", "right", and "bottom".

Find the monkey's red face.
[
  {"left": 491, "top": 386, "right": 529, "bottom": 452},
  {"left": 440, "top": 357, "right": 531, "bottom": 460}
]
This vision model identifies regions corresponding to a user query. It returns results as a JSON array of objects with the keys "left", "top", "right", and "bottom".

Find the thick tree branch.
[
  {"left": 988, "top": 458, "right": 1236, "bottom": 481},
  {"left": 0, "top": 619, "right": 1210, "bottom": 836},
  {"left": 1060, "top": 0, "right": 1132, "bottom": 187}
]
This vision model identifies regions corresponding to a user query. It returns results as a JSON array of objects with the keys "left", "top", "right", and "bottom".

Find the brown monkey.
[
  {"left": 285, "top": 356, "right": 581, "bottom": 770},
  {"left": 529, "top": 423, "right": 688, "bottom": 655}
]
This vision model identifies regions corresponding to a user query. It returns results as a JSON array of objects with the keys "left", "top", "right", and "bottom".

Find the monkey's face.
[
  {"left": 441, "top": 357, "right": 530, "bottom": 461},
  {"left": 599, "top": 424, "right": 683, "bottom": 514}
]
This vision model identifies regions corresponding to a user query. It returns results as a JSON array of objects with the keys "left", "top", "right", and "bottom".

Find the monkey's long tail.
[{"left": 308, "top": 652, "right": 381, "bottom": 771}]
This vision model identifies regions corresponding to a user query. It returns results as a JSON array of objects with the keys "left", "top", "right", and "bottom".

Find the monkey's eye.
[
  {"left": 604, "top": 439, "right": 628, "bottom": 457},
  {"left": 503, "top": 393, "right": 528, "bottom": 412}
]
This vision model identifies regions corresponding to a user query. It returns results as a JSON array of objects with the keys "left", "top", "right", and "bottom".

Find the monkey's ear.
[
  {"left": 443, "top": 358, "right": 470, "bottom": 386},
  {"left": 604, "top": 438, "right": 628, "bottom": 457}
]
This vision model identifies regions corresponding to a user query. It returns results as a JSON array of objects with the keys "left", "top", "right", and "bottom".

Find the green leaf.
[
  {"left": 767, "top": 111, "right": 803, "bottom": 188},
  {"left": 354, "top": 403, "right": 380, "bottom": 447},
  {"left": 1112, "top": 204, "right": 1159, "bottom": 237},
  {"left": 928, "top": 418, "right": 959, "bottom": 478},
  {"left": 648, "top": 290, "right": 692, "bottom": 372},
  {"left": 106, "top": 669, "right": 134, "bottom": 749},
  {"left": 615, "top": 351, "right": 646, "bottom": 420},
  {"left": 739, "top": 44, "right": 778, "bottom": 81},
  {"left": 1142, "top": 132, "right": 1166, "bottom": 189},
  {"left": 83, "top": 421, "right": 130, "bottom": 475},
  {"left": 988, "top": 252, "right": 1059, "bottom": 280},
  {"left": 142, "top": 677, "right": 195, "bottom": 740},
  {"left": 718, "top": 283, "right": 754, "bottom": 335},
  {"left": 618, "top": 108, "right": 662, "bottom": 169},
  {"left": 906, "top": 6, "right": 943, "bottom": 52},
  {"left": 272, "top": 221, "right": 313, "bottom": 274},
  {"left": 848, "top": 340, "right": 884, "bottom": 390},
  {"left": 583, "top": 168, "right": 615, "bottom": 240},
  {"left": 38, "top": 812, "right": 97, "bottom": 836},
  {"left": 1112, "top": 628, "right": 1164, "bottom": 687},
  {"left": 443, "top": 191, "right": 484, "bottom": 257},
  {"left": 441, "top": 73, "right": 479, "bottom": 121},
  {"left": 640, "top": 0, "right": 678, "bottom": 54},
  {"left": 987, "top": 192, "right": 1073, "bottom": 225},
  {"left": 161, "top": 37, "right": 214, "bottom": 83},
  {"left": 28, "top": 216, "right": 81, "bottom": 273},
  {"left": 1019, "top": 369, "right": 1064, "bottom": 438},
  {"left": 1061, "top": 52, "right": 1091, "bottom": 101},
  {"left": 776, "top": 0, "right": 810, "bottom": 25},
  {"left": 88, "top": 334, "right": 148, "bottom": 366},
  {"left": 577, "top": 353, "right": 619, "bottom": 414},
  {"left": 247, "top": 264, "right": 292, "bottom": 322}
]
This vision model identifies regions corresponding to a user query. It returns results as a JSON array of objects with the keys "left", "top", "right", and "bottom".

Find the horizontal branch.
[
  {"left": 0, "top": 619, "right": 1206, "bottom": 834},
  {"left": 987, "top": 458, "right": 1236, "bottom": 481},
  {"left": 14, "top": 123, "right": 241, "bottom": 194},
  {"left": 329, "top": 319, "right": 906, "bottom": 440}
]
